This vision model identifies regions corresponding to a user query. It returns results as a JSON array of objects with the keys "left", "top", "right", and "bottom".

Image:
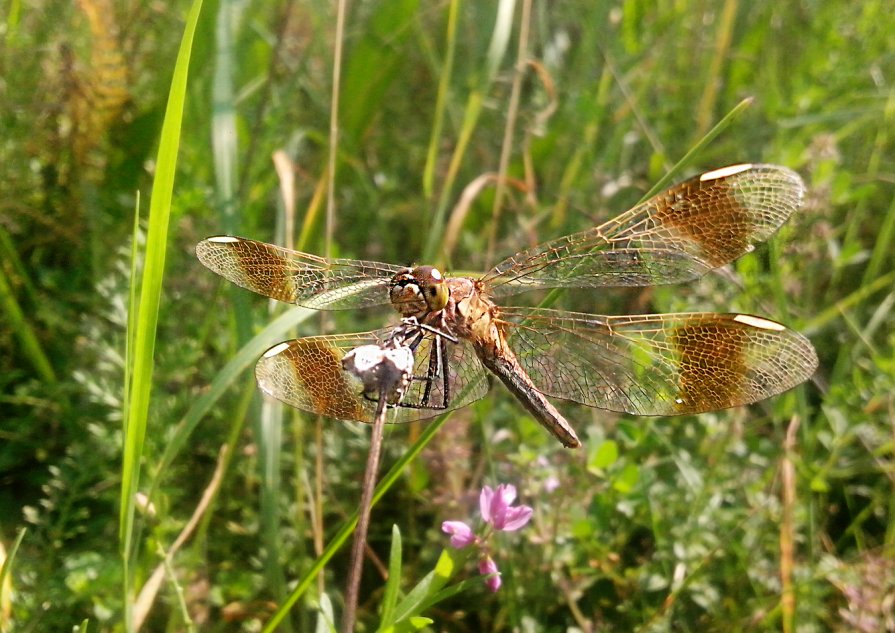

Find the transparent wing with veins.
[
  {"left": 499, "top": 308, "right": 819, "bottom": 415},
  {"left": 196, "top": 236, "right": 405, "bottom": 310},
  {"left": 481, "top": 164, "right": 805, "bottom": 295}
]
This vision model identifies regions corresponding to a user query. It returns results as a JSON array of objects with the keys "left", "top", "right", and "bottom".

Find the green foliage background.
[{"left": 1, "top": 0, "right": 893, "bottom": 630}]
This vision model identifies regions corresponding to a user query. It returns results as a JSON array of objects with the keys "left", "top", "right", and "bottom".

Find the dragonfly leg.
[
  {"left": 418, "top": 331, "right": 443, "bottom": 407},
  {"left": 360, "top": 318, "right": 455, "bottom": 411}
]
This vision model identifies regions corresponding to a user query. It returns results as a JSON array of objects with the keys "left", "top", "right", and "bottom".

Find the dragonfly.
[{"left": 196, "top": 163, "right": 819, "bottom": 449}]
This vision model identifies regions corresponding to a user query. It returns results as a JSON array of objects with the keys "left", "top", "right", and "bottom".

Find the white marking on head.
[
  {"left": 734, "top": 314, "right": 786, "bottom": 331},
  {"left": 430, "top": 268, "right": 442, "bottom": 281},
  {"left": 700, "top": 164, "right": 753, "bottom": 182},
  {"left": 263, "top": 342, "right": 292, "bottom": 357},
  {"left": 207, "top": 236, "right": 241, "bottom": 243}
]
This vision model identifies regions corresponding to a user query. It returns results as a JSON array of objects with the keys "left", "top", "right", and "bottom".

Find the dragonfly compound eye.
[{"left": 416, "top": 266, "right": 449, "bottom": 312}]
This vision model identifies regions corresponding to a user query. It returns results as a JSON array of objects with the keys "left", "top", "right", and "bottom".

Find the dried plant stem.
[
  {"left": 134, "top": 445, "right": 229, "bottom": 631},
  {"left": 485, "top": 0, "right": 531, "bottom": 267},
  {"left": 780, "top": 416, "right": 800, "bottom": 633},
  {"left": 341, "top": 390, "right": 389, "bottom": 633},
  {"left": 320, "top": 0, "right": 348, "bottom": 599}
]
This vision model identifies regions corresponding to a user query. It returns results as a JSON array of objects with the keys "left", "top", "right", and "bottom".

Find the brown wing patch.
[
  {"left": 254, "top": 329, "right": 491, "bottom": 424},
  {"left": 256, "top": 340, "right": 366, "bottom": 421},
  {"left": 671, "top": 319, "right": 749, "bottom": 411},
  {"left": 654, "top": 167, "right": 754, "bottom": 267},
  {"left": 197, "top": 236, "right": 300, "bottom": 303}
]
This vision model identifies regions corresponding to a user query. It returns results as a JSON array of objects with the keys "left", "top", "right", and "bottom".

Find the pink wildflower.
[
  {"left": 478, "top": 555, "right": 502, "bottom": 592},
  {"left": 441, "top": 520, "right": 476, "bottom": 549},
  {"left": 479, "top": 484, "right": 533, "bottom": 531}
]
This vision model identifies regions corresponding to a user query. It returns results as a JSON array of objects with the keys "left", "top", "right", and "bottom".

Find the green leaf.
[
  {"left": 588, "top": 439, "right": 619, "bottom": 472},
  {"left": 612, "top": 462, "right": 640, "bottom": 494},
  {"left": 315, "top": 592, "right": 337, "bottom": 633},
  {"left": 408, "top": 617, "right": 434, "bottom": 629},
  {"left": 390, "top": 549, "right": 460, "bottom": 625},
  {"left": 379, "top": 524, "right": 404, "bottom": 628}
]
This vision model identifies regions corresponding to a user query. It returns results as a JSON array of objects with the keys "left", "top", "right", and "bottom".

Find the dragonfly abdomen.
[{"left": 475, "top": 344, "right": 581, "bottom": 449}]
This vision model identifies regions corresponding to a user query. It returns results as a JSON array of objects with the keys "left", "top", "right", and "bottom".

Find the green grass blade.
[
  {"left": 802, "top": 270, "right": 895, "bottom": 336},
  {"left": 637, "top": 96, "right": 754, "bottom": 203},
  {"left": 862, "top": 188, "right": 895, "bottom": 284},
  {"left": 483, "top": 0, "right": 515, "bottom": 84},
  {"left": 422, "top": 1, "right": 515, "bottom": 263},
  {"left": 339, "top": 0, "right": 421, "bottom": 144},
  {"left": 0, "top": 527, "right": 25, "bottom": 617},
  {"left": 119, "top": 0, "right": 205, "bottom": 626},
  {"left": 0, "top": 261, "right": 55, "bottom": 383},
  {"left": 124, "top": 192, "right": 141, "bottom": 442},
  {"left": 423, "top": 90, "right": 484, "bottom": 263},
  {"left": 0, "top": 225, "right": 38, "bottom": 303},
  {"left": 422, "top": 0, "right": 460, "bottom": 199},
  {"left": 212, "top": 0, "right": 238, "bottom": 229},
  {"left": 379, "top": 524, "right": 404, "bottom": 628},
  {"left": 389, "top": 549, "right": 460, "bottom": 624},
  {"left": 693, "top": 0, "right": 738, "bottom": 138},
  {"left": 151, "top": 305, "right": 315, "bottom": 486}
]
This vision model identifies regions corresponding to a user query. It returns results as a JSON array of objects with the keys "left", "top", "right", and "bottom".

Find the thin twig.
[{"left": 341, "top": 388, "right": 389, "bottom": 633}]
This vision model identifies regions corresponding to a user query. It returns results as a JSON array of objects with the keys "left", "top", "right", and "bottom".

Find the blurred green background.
[{"left": 2, "top": 0, "right": 893, "bottom": 630}]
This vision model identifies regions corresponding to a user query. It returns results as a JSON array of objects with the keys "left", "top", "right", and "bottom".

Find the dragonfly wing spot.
[
  {"left": 699, "top": 164, "right": 754, "bottom": 181},
  {"left": 205, "top": 235, "right": 241, "bottom": 243},
  {"left": 263, "top": 341, "right": 292, "bottom": 357},
  {"left": 733, "top": 314, "right": 787, "bottom": 331}
]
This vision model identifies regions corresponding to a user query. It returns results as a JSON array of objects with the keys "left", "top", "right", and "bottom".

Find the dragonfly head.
[{"left": 389, "top": 266, "right": 449, "bottom": 317}]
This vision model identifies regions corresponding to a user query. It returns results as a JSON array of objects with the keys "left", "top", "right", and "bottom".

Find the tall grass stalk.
[{"left": 120, "top": 2, "right": 204, "bottom": 630}]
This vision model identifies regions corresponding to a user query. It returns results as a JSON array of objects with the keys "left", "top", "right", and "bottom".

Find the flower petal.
[
  {"left": 441, "top": 521, "right": 476, "bottom": 548},
  {"left": 495, "top": 483, "right": 517, "bottom": 507},
  {"left": 479, "top": 485, "right": 494, "bottom": 523},
  {"left": 485, "top": 483, "right": 526, "bottom": 529},
  {"left": 498, "top": 505, "right": 533, "bottom": 531}
]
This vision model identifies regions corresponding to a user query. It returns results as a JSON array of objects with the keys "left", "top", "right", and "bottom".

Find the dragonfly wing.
[
  {"left": 196, "top": 236, "right": 405, "bottom": 309},
  {"left": 483, "top": 164, "right": 804, "bottom": 295},
  {"left": 500, "top": 308, "right": 818, "bottom": 415},
  {"left": 255, "top": 328, "right": 490, "bottom": 424}
]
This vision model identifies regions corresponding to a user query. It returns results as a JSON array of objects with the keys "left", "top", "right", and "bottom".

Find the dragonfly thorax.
[{"left": 389, "top": 266, "right": 449, "bottom": 318}]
